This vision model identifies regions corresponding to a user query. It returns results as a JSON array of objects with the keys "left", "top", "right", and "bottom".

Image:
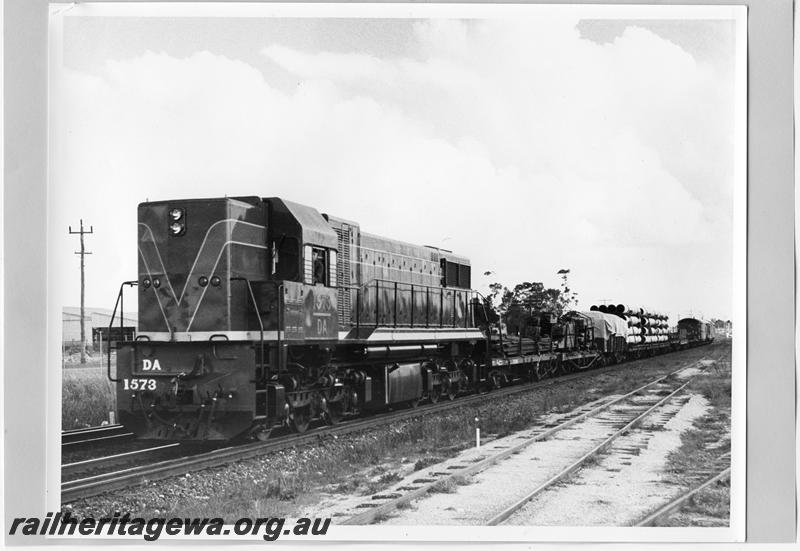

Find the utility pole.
[
  {"left": 69, "top": 219, "right": 93, "bottom": 364},
  {"left": 557, "top": 268, "right": 574, "bottom": 313}
]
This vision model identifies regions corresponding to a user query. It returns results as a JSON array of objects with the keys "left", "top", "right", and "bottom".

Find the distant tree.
[{"left": 486, "top": 280, "right": 567, "bottom": 334}]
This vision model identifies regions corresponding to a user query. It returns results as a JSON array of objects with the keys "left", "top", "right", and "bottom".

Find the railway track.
[
  {"left": 61, "top": 349, "right": 686, "bottom": 503},
  {"left": 61, "top": 424, "right": 133, "bottom": 447},
  {"left": 62, "top": 443, "right": 182, "bottom": 479},
  {"left": 635, "top": 458, "right": 731, "bottom": 527},
  {"left": 487, "top": 369, "right": 703, "bottom": 525},
  {"left": 334, "top": 359, "right": 709, "bottom": 525}
]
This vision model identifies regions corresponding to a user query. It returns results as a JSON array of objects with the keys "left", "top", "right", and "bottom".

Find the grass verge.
[
  {"left": 62, "top": 368, "right": 116, "bottom": 430},
  {"left": 653, "top": 345, "right": 732, "bottom": 527}
]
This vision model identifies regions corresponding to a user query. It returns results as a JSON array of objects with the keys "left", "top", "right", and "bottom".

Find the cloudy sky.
[{"left": 49, "top": 4, "right": 745, "bottom": 322}]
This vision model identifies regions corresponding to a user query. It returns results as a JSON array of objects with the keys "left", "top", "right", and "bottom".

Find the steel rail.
[
  {"left": 62, "top": 424, "right": 124, "bottom": 436},
  {"left": 62, "top": 443, "right": 181, "bottom": 478},
  {"left": 61, "top": 424, "right": 133, "bottom": 446},
  {"left": 487, "top": 372, "right": 702, "bottom": 525},
  {"left": 61, "top": 352, "right": 688, "bottom": 503},
  {"left": 341, "top": 360, "right": 705, "bottom": 525},
  {"left": 634, "top": 467, "right": 732, "bottom": 527}
]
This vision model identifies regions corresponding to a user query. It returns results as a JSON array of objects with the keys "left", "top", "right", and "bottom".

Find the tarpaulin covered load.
[{"left": 578, "top": 311, "right": 629, "bottom": 340}]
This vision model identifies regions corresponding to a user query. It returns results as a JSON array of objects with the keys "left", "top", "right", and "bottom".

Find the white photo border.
[{"left": 5, "top": 0, "right": 793, "bottom": 545}]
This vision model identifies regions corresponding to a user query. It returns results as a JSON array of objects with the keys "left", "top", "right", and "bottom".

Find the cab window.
[
  {"left": 301, "top": 246, "right": 325, "bottom": 286},
  {"left": 302, "top": 246, "right": 334, "bottom": 286}
]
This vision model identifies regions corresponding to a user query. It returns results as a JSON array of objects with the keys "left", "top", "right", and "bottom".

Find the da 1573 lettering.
[{"left": 123, "top": 378, "right": 156, "bottom": 391}]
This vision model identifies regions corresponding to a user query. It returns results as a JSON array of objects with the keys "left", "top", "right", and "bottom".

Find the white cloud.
[
  {"left": 52, "top": 17, "right": 736, "bottom": 318},
  {"left": 263, "top": 45, "right": 400, "bottom": 84}
]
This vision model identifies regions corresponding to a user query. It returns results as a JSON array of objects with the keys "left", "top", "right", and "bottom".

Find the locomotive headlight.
[
  {"left": 153, "top": 277, "right": 161, "bottom": 288},
  {"left": 142, "top": 278, "right": 151, "bottom": 289},
  {"left": 210, "top": 275, "right": 221, "bottom": 287},
  {"left": 169, "top": 222, "right": 185, "bottom": 236},
  {"left": 198, "top": 276, "right": 208, "bottom": 287},
  {"left": 169, "top": 207, "right": 184, "bottom": 221}
]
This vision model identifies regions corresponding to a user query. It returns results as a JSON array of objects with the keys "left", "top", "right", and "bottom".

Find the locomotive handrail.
[
  {"left": 106, "top": 280, "right": 138, "bottom": 382},
  {"left": 346, "top": 278, "right": 479, "bottom": 332},
  {"left": 230, "top": 277, "right": 265, "bottom": 380},
  {"left": 277, "top": 282, "right": 284, "bottom": 372}
]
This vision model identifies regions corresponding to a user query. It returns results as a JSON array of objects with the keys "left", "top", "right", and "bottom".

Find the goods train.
[{"left": 108, "top": 196, "right": 714, "bottom": 440}]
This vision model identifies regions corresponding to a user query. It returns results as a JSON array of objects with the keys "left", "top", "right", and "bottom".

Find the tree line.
[{"left": 483, "top": 270, "right": 578, "bottom": 335}]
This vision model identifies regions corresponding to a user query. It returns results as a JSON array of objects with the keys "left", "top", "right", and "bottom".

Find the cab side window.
[
  {"left": 312, "top": 247, "right": 327, "bottom": 285},
  {"left": 302, "top": 245, "right": 336, "bottom": 286}
]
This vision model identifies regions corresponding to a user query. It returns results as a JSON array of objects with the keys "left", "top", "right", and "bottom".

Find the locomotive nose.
[{"left": 137, "top": 198, "right": 267, "bottom": 335}]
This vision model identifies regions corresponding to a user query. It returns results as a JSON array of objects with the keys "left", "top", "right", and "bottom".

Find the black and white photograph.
[{"left": 41, "top": 1, "right": 749, "bottom": 542}]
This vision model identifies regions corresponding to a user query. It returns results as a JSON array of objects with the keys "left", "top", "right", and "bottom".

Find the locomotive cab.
[
  {"left": 268, "top": 198, "right": 338, "bottom": 288},
  {"left": 263, "top": 198, "right": 340, "bottom": 341}
]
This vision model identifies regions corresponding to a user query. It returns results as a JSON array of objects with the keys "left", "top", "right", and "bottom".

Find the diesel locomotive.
[{"left": 108, "top": 196, "right": 714, "bottom": 440}]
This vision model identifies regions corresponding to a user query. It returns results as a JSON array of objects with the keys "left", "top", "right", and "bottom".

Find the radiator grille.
[{"left": 334, "top": 225, "right": 352, "bottom": 325}]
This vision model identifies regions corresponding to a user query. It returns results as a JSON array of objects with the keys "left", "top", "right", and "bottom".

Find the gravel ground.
[
  {"left": 376, "top": 385, "right": 704, "bottom": 526},
  {"left": 503, "top": 393, "right": 710, "bottom": 526},
  {"left": 301, "top": 400, "right": 610, "bottom": 521},
  {"left": 381, "top": 416, "right": 623, "bottom": 525}
]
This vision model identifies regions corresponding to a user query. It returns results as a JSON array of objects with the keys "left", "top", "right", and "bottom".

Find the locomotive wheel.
[
  {"left": 429, "top": 387, "right": 441, "bottom": 404},
  {"left": 407, "top": 398, "right": 420, "bottom": 409},
  {"left": 440, "top": 378, "right": 457, "bottom": 401},
  {"left": 322, "top": 401, "right": 344, "bottom": 426},
  {"left": 490, "top": 371, "right": 503, "bottom": 390},
  {"left": 288, "top": 406, "right": 312, "bottom": 433}
]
